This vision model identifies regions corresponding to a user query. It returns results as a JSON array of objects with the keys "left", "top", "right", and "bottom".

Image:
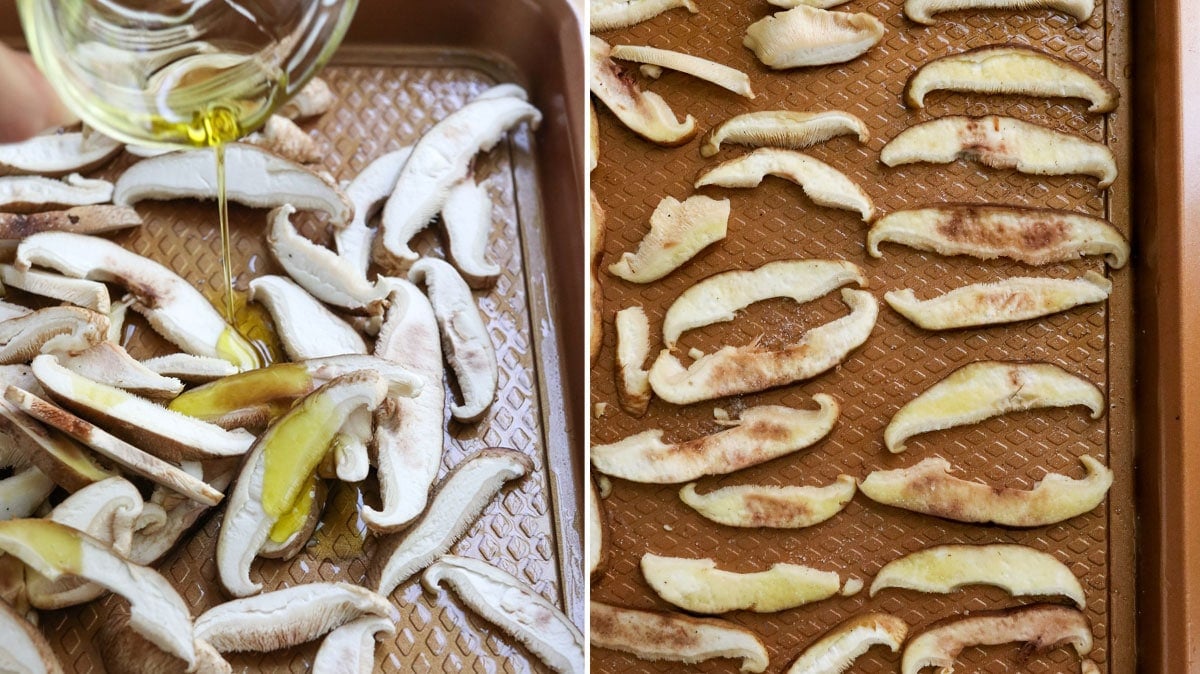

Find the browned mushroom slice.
[
  {"left": 906, "top": 45, "right": 1117, "bottom": 112},
  {"left": 885, "top": 272, "right": 1112, "bottom": 330},
  {"left": 785, "top": 613, "right": 908, "bottom": 674},
  {"left": 902, "top": 604, "right": 1092, "bottom": 674},
  {"left": 700, "top": 110, "right": 869, "bottom": 158},
  {"left": 867, "top": 204, "right": 1129, "bottom": 268},
  {"left": 679, "top": 474, "right": 856, "bottom": 528},
  {"left": 744, "top": 6, "right": 885, "bottom": 69},
  {"left": 588, "top": 474, "right": 610, "bottom": 581},
  {"left": 97, "top": 598, "right": 232, "bottom": 674},
  {"left": 337, "top": 147, "right": 413, "bottom": 276},
  {"left": 0, "top": 264, "right": 111, "bottom": 313},
  {"left": 0, "top": 205, "right": 141, "bottom": 239},
  {"left": 859, "top": 455, "right": 1112, "bottom": 526},
  {"left": 278, "top": 77, "right": 337, "bottom": 120},
  {"left": 649, "top": 288, "right": 877, "bottom": 404},
  {"left": 642, "top": 553, "right": 841, "bottom": 613},
  {"left": 608, "top": 195, "right": 730, "bottom": 283},
  {"left": 266, "top": 205, "right": 387, "bottom": 312},
  {"left": 610, "top": 45, "right": 754, "bottom": 98},
  {"left": 113, "top": 144, "right": 352, "bottom": 224},
  {"left": 590, "top": 0, "right": 698, "bottom": 31},
  {"left": 249, "top": 275, "right": 368, "bottom": 360},
  {"left": 57, "top": 342, "right": 184, "bottom": 400},
  {"left": 590, "top": 193, "right": 607, "bottom": 364},
  {"left": 614, "top": 306, "right": 652, "bottom": 416},
  {"left": 0, "top": 592, "right": 65, "bottom": 673},
  {"left": 312, "top": 615, "right": 395, "bottom": 674},
  {"left": 880, "top": 115, "right": 1117, "bottom": 187},
  {"left": 905, "top": 0, "right": 1093, "bottom": 23},
  {"left": 885, "top": 361, "right": 1103, "bottom": 453},
  {"left": 0, "top": 306, "right": 108, "bottom": 364},
  {"left": 245, "top": 115, "right": 320, "bottom": 163},
  {"left": 592, "top": 395, "right": 838, "bottom": 483},
  {"left": 442, "top": 179, "right": 502, "bottom": 288},
  {"left": 422, "top": 556, "right": 585, "bottom": 674},
  {"left": 591, "top": 36, "right": 697, "bottom": 146},
  {"left": 591, "top": 601, "right": 769, "bottom": 673},
  {"left": 696, "top": 149, "right": 874, "bottom": 220},
  {"left": 0, "top": 174, "right": 113, "bottom": 213}
]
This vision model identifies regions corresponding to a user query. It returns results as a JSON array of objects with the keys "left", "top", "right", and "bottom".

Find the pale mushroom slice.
[
  {"left": 642, "top": 553, "right": 841, "bottom": 613},
  {"left": 885, "top": 272, "right": 1112, "bottom": 331},
  {"left": 884, "top": 361, "right": 1104, "bottom": 453},
  {"left": 593, "top": 396, "right": 838, "bottom": 483},
  {"left": 906, "top": 45, "right": 1117, "bottom": 112},
  {"left": 0, "top": 519, "right": 195, "bottom": 666},
  {"left": 113, "top": 143, "right": 353, "bottom": 224},
  {"left": 0, "top": 394, "right": 115, "bottom": 492},
  {"left": 591, "top": 36, "right": 697, "bottom": 147},
  {"left": 588, "top": 475, "right": 609, "bottom": 581},
  {"left": 902, "top": 604, "right": 1093, "bottom": 674},
  {"left": 5, "top": 386, "right": 226, "bottom": 506},
  {"left": 337, "top": 147, "right": 413, "bottom": 276},
  {"left": 0, "top": 265, "right": 111, "bottom": 313},
  {"left": 248, "top": 275, "right": 367, "bottom": 360},
  {"left": 140, "top": 353, "right": 238, "bottom": 383},
  {"left": 0, "top": 597, "right": 63, "bottom": 673},
  {"left": 367, "top": 279, "right": 445, "bottom": 532},
  {"left": 744, "top": 6, "right": 886, "bottom": 69},
  {"left": 0, "top": 468, "right": 55, "bottom": 521},
  {"left": 409, "top": 258, "right": 498, "bottom": 422},
  {"left": 16, "top": 232, "right": 259, "bottom": 370},
  {"left": 590, "top": 0, "right": 698, "bottom": 31},
  {"left": 441, "top": 179, "right": 502, "bottom": 289},
  {"left": 590, "top": 601, "right": 769, "bottom": 673},
  {"left": 615, "top": 306, "right": 652, "bottom": 416},
  {"left": 0, "top": 301, "right": 30, "bottom": 323},
  {"left": 859, "top": 455, "right": 1112, "bottom": 526},
  {"left": 905, "top": 0, "right": 1093, "bottom": 23},
  {"left": 0, "top": 129, "right": 122, "bottom": 176},
  {"left": 663, "top": 259, "right": 867, "bottom": 349},
  {"left": 217, "top": 372, "right": 389, "bottom": 596},
  {"left": 127, "top": 463, "right": 237, "bottom": 566},
  {"left": 195, "top": 582, "right": 395, "bottom": 653},
  {"left": 0, "top": 306, "right": 108, "bottom": 364},
  {"left": 610, "top": 45, "right": 754, "bottom": 98},
  {"left": 866, "top": 204, "right": 1130, "bottom": 268},
  {"left": 588, "top": 101, "right": 600, "bottom": 173},
  {"left": 880, "top": 115, "right": 1118, "bottom": 187},
  {"left": 379, "top": 89, "right": 540, "bottom": 263},
  {"left": 0, "top": 205, "right": 141, "bottom": 239},
  {"left": 244, "top": 115, "right": 320, "bottom": 163},
  {"left": 0, "top": 174, "right": 113, "bottom": 213},
  {"left": 696, "top": 149, "right": 874, "bottom": 220},
  {"left": 105, "top": 295, "right": 135, "bottom": 343},
  {"left": 608, "top": 195, "right": 730, "bottom": 283},
  {"left": 785, "top": 613, "right": 908, "bottom": 674},
  {"left": 679, "top": 474, "right": 856, "bottom": 528},
  {"left": 700, "top": 110, "right": 869, "bottom": 158},
  {"left": 371, "top": 448, "right": 533, "bottom": 596},
  {"left": 649, "top": 288, "right": 877, "bottom": 405},
  {"left": 870, "top": 543, "right": 1086, "bottom": 608},
  {"left": 423, "top": 556, "right": 585, "bottom": 674},
  {"left": 57, "top": 342, "right": 185, "bottom": 400},
  {"left": 266, "top": 204, "right": 387, "bottom": 312},
  {"left": 590, "top": 193, "right": 606, "bottom": 364},
  {"left": 277, "top": 77, "right": 336, "bottom": 120},
  {"left": 312, "top": 615, "right": 395, "bottom": 674}
]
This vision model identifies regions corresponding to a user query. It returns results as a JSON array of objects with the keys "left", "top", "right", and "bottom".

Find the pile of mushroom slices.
[{"left": 0, "top": 79, "right": 582, "bottom": 674}]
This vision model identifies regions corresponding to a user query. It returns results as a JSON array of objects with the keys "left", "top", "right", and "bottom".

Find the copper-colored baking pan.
[{"left": 0, "top": 0, "right": 584, "bottom": 670}]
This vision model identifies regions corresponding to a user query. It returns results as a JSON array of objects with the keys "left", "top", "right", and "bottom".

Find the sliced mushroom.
[
  {"left": 902, "top": 604, "right": 1092, "bottom": 674},
  {"left": 880, "top": 115, "right": 1118, "bottom": 187},
  {"left": 140, "top": 353, "right": 238, "bottom": 383},
  {"left": 591, "top": 0, "right": 698, "bottom": 31},
  {"left": 700, "top": 110, "right": 869, "bottom": 158},
  {"left": 906, "top": 45, "right": 1117, "bottom": 112},
  {"left": 0, "top": 301, "right": 30, "bottom": 323},
  {"left": 256, "top": 476, "right": 325, "bottom": 560},
  {"left": 244, "top": 115, "right": 320, "bottom": 163},
  {"left": 312, "top": 615, "right": 395, "bottom": 674},
  {"left": 744, "top": 6, "right": 886, "bottom": 69},
  {"left": 0, "top": 264, "right": 111, "bottom": 313},
  {"left": 588, "top": 474, "right": 609, "bottom": 581},
  {"left": 58, "top": 342, "right": 184, "bottom": 400},
  {"left": 217, "top": 372, "right": 389, "bottom": 596},
  {"left": 195, "top": 582, "right": 395, "bottom": 653},
  {"left": 266, "top": 204, "right": 387, "bottom": 312},
  {"left": 248, "top": 275, "right": 368, "bottom": 360},
  {"left": 591, "top": 37, "right": 697, "bottom": 146},
  {"left": 649, "top": 288, "right": 877, "bottom": 404},
  {"left": 97, "top": 598, "right": 232, "bottom": 674},
  {"left": 409, "top": 258, "right": 498, "bottom": 422},
  {"left": 337, "top": 148, "right": 413, "bottom": 276},
  {"left": 642, "top": 553, "right": 840, "bottom": 613},
  {"left": 588, "top": 102, "right": 600, "bottom": 173},
  {"left": 663, "top": 259, "right": 867, "bottom": 349},
  {"left": 592, "top": 395, "right": 838, "bottom": 483},
  {"left": 106, "top": 295, "right": 135, "bottom": 343},
  {"left": 679, "top": 474, "right": 856, "bottom": 528},
  {"left": 871, "top": 543, "right": 1086, "bottom": 608},
  {"left": 614, "top": 306, "right": 652, "bottom": 416},
  {"left": 906, "top": 0, "right": 1092, "bottom": 22},
  {"left": 113, "top": 143, "right": 352, "bottom": 224},
  {"left": 0, "top": 468, "right": 55, "bottom": 521},
  {"left": 367, "top": 279, "right": 445, "bottom": 532},
  {"left": 5, "top": 385, "right": 225, "bottom": 506},
  {"left": 127, "top": 462, "right": 237, "bottom": 566},
  {"left": 696, "top": 149, "right": 874, "bottom": 220},
  {"left": 885, "top": 272, "right": 1111, "bottom": 330},
  {"left": 608, "top": 195, "right": 729, "bottom": 283},
  {"left": 0, "top": 306, "right": 108, "bottom": 364},
  {"left": 0, "top": 129, "right": 121, "bottom": 177},
  {"left": 331, "top": 407, "right": 372, "bottom": 483},
  {"left": 278, "top": 77, "right": 337, "bottom": 120},
  {"left": 785, "top": 613, "right": 908, "bottom": 674},
  {"left": 0, "top": 205, "right": 141, "bottom": 240},
  {"left": 885, "top": 361, "right": 1104, "bottom": 453},
  {"left": 379, "top": 88, "right": 540, "bottom": 263},
  {"left": 859, "top": 455, "right": 1112, "bottom": 526},
  {"left": 441, "top": 179, "right": 502, "bottom": 289},
  {"left": 16, "top": 232, "right": 259, "bottom": 370},
  {"left": 0, "top": 519, "right": 195, "bottom": 666},
  {"left": 0, "top": 174, "right": 113, "bottom": 213},
  {"left": 610, "top": 45, "right": 754, "bottom": 98},
  {"left": 590, "top": 193, "right": 606, "bottom": 364},
  {"left": 423, "top": 556, "right": 585, "bottom": 674},
  {"left": 590, "top": 601, "right": 769, "bottom": 673},
  {"left": 866, "top": 204, "right": 1129, "bottom": 268},
  {"left": 371, "top": 448, "right": 533, "bottom": 596},
  {"left": 0, "top": 596, "right": 64, "bottom": 674},
  {"left": 0, "top": 395, "right": 114, "bottom": 492}
]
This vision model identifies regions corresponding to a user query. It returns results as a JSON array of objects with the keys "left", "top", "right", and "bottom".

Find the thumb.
[{"left": 0, "top": 43, "right": 77, "bottom": 143}]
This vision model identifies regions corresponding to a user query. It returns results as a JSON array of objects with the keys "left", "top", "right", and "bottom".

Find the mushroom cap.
[{"left": 0, "top": 596, "right": 64, "bottom": 674}]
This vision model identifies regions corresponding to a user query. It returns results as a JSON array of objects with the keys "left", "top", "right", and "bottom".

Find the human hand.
[{"left": 0, "top": 42, "right": 75, "bottom": 142}]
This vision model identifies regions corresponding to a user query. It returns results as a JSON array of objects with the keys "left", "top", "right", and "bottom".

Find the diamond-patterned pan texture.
[
  {"left": 590, "top": 0, "right": 1134, "bottom": 672},
  {"left": 34, "top": 49, "right": 568, "bottom": 673}
]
